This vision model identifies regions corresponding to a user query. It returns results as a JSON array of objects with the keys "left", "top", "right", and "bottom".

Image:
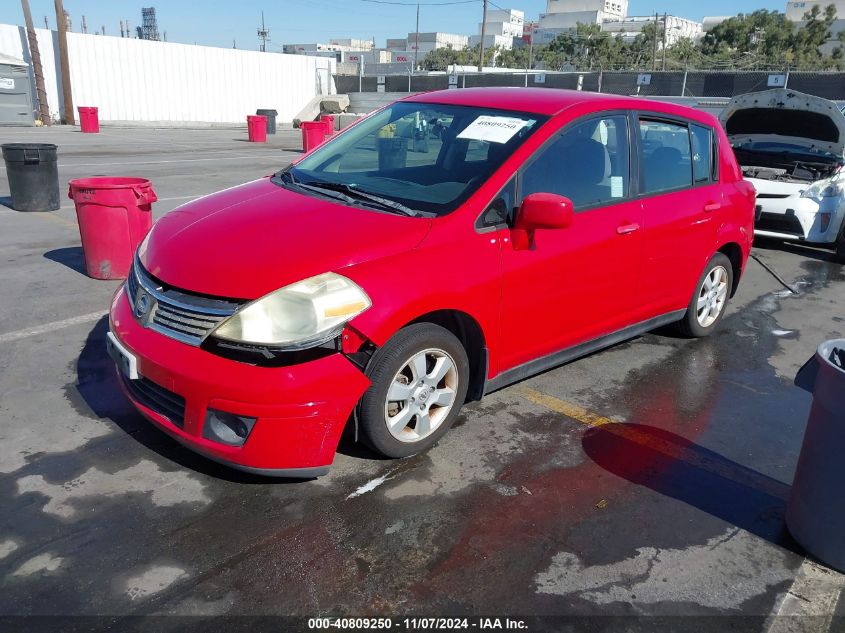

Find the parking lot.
[{"left": 1, "top": 125, "right": 845, "bottom": 630}]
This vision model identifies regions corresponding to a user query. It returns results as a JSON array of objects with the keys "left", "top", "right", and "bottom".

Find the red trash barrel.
[
  {"left": 320, "top": 115, "right": 335, "bottom": 137},
  {"left": 247, "top": 115, "right": 268, "bottom": 143},
  {"left": 67, "top": 177, "right": 157, "bottom": 280},
  {"left": 301, "top": 121, "right": 326, "bottom": 153},
  {"left": 78, "top": 107, "right": 99, "bottom": 133}
]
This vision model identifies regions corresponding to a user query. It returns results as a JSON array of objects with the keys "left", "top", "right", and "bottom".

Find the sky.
[{"left": 2, "top": 0, "right": 785, "bottom": 51}]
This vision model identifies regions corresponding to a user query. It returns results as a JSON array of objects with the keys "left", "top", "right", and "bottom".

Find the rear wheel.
[
  {"left": 677, "top": 253, "right": 733, "bottom": 338},
  {"left": 358, "top": 323, "right": 469, "bottom": 458}
]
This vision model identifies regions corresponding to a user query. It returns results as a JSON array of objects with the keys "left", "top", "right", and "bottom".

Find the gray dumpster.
[{"left": 787, "top": 339, "right": 845, "bottom": 572}]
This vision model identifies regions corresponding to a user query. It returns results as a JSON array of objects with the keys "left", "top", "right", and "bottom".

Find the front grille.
[
  {"left": 121, "top": 373, "right": 186, "bottom": 428},
  {"left": 126, "top": 258, "right": 243, "bottom": 346},
  {"left": 757, "top": 212, "right": 805, "bottom": 237},
  {"left": 756, "top": 193, "right": 790, "bottom": 199},
  {"left": 152, "top": 301, "right": 229, "bottom": 342}
]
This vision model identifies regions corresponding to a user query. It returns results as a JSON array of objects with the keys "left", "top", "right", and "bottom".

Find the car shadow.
[
  {"left": 582, "top": 422, "right": 802, "bottom": 554},
  {"left": 44, "top": 246, "right": 87, "bottom": 276},
  {"left": 753, "top": 237, "right": 838, "bottom": 263},
  {"left": 76, "top": 317, "right": 311, "bottom": 484}
]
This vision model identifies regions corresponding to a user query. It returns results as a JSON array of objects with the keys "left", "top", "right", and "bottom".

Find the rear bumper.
[{"left": 109, "top": 288, "right": 371, "bottom": 475}]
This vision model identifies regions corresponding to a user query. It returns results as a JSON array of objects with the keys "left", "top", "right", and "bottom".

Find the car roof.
[{"left": 403, "top": 87, "right": 715, "bottom": 123}]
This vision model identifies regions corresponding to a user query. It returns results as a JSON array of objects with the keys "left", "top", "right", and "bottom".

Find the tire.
[
  {"left": 834, "top": 230, "right": 845, "bottom": 264},
  {"left": 358, "top": 323, "right": 470, "bottom": 459},
  {"left": 677, "top": 253, "right": 734, "bottom": 338}
]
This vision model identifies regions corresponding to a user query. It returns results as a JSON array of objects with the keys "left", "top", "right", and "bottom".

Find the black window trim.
[
  {"left": 475, "top": 175, "right": 517, "bottom": 232},
  {"left": 634, "top": 112, "right": 720, "bottom": 199}
]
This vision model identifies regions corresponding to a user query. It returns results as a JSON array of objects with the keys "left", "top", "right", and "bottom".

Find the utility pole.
[
  {"left": 54, "top": 0, "right": 74, "bottom": 124},
  {"left": 413, "top": 2, "right": 420, "bottom": 71},
  {"left": 257, "top": 11, "right": 270, "bottom": 52},
  {"left": 22, "top": 1, "right": 52, "bottom": 125},
  {"left": 661, "top": 13, "right": 668, "bottom": 72},
  {"left": 478, "top": 0, "right": 488, "bottom": 71},
  {"left": 81, "top": 15, "right": 87, "bottom": 34},
  {"left": 43, "top": 16, "right": 48, "bottom": 29},
  {"left": 651, "top": 12, "right": 658, "bottom": 71}
]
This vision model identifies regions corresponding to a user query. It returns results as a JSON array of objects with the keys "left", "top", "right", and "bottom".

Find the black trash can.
[
  {"left": 256, "top": 109, "right": 278, "bottom": 135},
  {"left": 787, "top": 339, "right": 845, "bottom": 572},
  {"left": 2, "top": 143, "right": 60, "bottom": 212}
]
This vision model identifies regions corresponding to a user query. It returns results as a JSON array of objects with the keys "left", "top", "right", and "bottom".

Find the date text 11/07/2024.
[{"left": 307, "top": 618, "right": 529, "bottom": 630}]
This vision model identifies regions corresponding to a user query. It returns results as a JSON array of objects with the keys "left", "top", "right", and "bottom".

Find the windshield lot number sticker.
[{"left": 458, "top": 116, "right": 529, "bottom": 144}]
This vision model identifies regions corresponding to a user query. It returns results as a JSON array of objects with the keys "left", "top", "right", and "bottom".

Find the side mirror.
[{"left": 512, "top": 193, "right": 573, "bottom": 250}]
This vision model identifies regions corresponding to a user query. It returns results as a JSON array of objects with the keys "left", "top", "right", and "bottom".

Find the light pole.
[{"left": 478, "top": 0, "right": 488, "bottom": 72}]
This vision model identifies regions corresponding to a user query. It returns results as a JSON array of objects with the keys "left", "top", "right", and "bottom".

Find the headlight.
[
  {"left": 212, "top": 272, "right": 371, "bottom": 349},
  {"left": 801, "top": 177, "right": 844, "bottom": 199}
]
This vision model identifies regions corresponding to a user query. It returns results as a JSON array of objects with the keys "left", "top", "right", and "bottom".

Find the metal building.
[{"left": 0, "top": 53, "right": 33, "bottom": 126}]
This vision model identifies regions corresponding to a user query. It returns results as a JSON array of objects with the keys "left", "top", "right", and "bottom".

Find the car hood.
[
  {"left": 720, "top": 89, "right": 845, "bottom": 156},
  {"left": 140, "top": 177, "right": 431, "bottom": 299}
]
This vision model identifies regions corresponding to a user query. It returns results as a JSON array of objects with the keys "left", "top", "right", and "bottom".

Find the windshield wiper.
[
  {"left": 301, "top": 181, "right": 420, "bottom": 217},
  {"left": 277, "top": 172, "right": 358, "bottom": 205}
]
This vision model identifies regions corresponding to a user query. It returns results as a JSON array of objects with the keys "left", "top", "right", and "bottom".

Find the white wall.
[{"left": 0, "top": 23, "right": 336, "bottom": 126}]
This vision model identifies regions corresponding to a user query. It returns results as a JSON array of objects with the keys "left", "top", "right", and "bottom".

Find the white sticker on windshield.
[
  {"left": 457, "top": 116, "right": 530, "bottom": 144},
  {"left": 611, "top": 176, "right": 624, "bottom": 198}
]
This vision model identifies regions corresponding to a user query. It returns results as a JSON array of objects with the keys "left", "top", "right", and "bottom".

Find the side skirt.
[{"left": 483, "top": 310, "right": 686, "bottom": 395}]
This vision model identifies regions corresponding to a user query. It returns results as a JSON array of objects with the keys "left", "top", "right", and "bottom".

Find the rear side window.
[
  {"left": 639, "top": 120, "right": 692, "bottom": 194},
  {"left": 691, "top": 124, "right": 714, "bottom": 184},
  {"left": 521, "top": 114, "right": 630, "bottom": 212}
]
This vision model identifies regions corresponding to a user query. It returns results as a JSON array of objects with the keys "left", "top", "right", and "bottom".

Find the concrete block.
[{"left": 320, "top": 95, "right": 350, "bottom": 114}]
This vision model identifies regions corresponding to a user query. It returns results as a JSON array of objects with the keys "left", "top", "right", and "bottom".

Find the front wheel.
[
  {"left": 357, "top": 323, "right": 470, "bottom": 458},
  {"left": 677, "top": 253, "right": 733, "bottom": 338}
]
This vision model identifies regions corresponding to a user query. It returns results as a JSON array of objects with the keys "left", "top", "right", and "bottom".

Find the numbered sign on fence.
[{"left": 768, "top": 74, "right": 787, "bottom": 87}]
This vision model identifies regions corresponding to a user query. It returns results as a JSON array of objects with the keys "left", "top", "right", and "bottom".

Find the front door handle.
[
  {"left": 703, "top": 202, "right": 722, "bottom": 212},
  {"left": 617, "top": 223, "right": 640, "bottom": 235}
]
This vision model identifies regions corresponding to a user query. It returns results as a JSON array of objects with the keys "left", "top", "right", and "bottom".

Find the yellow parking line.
[{"left": 514, "top": 385, "right": 616, "bottom": 427}]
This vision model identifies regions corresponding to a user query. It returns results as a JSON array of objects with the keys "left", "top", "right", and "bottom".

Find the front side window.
[
  {"left": 639, "top": 119, "right": 693, "bottom": 194},
  {"left": 279, "top": 102, "right": 546, "bottom": 217},
  {"left": 520, "top": 114, "right": 630, "bottom": 211}
]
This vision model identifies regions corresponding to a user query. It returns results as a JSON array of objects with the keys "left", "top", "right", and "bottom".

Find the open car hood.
[{"left": 720, "top": 89, "right": 845, "bottom": 156}]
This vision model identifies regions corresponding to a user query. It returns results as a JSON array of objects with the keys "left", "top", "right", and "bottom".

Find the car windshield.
[
  {"left": 276, "top": 102, "right": 546, "bottom": 216},
  {"left": 736, "top": 140, "right": 839, "bottom": 160}
]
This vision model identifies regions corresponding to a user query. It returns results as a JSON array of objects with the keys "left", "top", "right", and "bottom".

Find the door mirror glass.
[{"left": 516, "top": 193, "right": 574, "bottom": 231}]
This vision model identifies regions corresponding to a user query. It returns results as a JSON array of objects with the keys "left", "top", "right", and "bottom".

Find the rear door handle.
[
  {"left": 617, "top": 223, "right": 640, "bottom": 235},
  {"left": 704, "top": 202, "right": 722, "bottom": 212}
]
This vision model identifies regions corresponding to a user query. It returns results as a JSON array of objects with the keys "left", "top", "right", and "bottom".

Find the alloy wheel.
[
  {"left": 383, "top": 348, "right": 458, "bottom": 443},
  {"left": 696, "top": 265, "right": 729, "bottom": 328}
]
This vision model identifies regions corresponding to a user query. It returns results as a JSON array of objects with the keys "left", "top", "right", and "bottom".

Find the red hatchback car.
[{"left": 107, "top": 88, "right": 755, "bottom": 477}]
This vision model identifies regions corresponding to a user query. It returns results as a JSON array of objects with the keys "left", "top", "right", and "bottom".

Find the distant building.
[
  {"left": 538, "top": 0, "right": 629, "bottom": 31},
  {"left": 405, "top": 32, "right": 469, "bottom": 58},
  {"left": 785, "top": 0, "right": 845, "bottom": 53},
  {"left": 785, "top": 0, "right": 845, "bottom": 21},
  {"left": 470, "top": 8, "right": 524, "bottom": 50},
  {"left": 603, "top": 14, "right": 703, "bottom": 46}
]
